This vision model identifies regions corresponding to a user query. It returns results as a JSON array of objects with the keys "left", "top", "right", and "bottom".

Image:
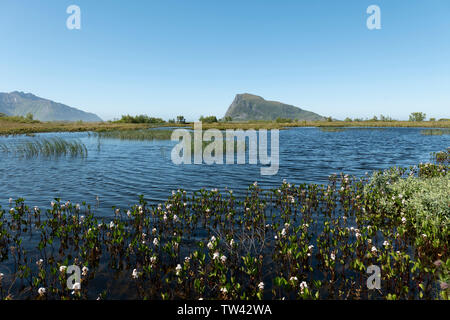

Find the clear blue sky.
[{"left": 0, "top": 0, "right": 449, "bottom": 121}]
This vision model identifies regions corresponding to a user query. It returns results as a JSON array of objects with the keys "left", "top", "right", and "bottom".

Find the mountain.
[
  {"left": 0, "top": 91, "right": 102, "bottom": 122},
  {"left": 224, "top": 93, "right": 325, "bottom": 121}
]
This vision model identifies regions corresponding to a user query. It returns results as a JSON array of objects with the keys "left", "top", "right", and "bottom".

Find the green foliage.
[
  {"left": 409, "top": 112, "right": 426, "bottom": 122},
  {"left": 275, "top": 117, "right": 293, "bottom": 123},
  {"left": 176, "top": 116, "right": 186, "bottom": 124},
  {"left": 199, "top": 115, "right": 218, "bottom": 123},
  {"left": 116, "top": 114, "right": 165, "bottom": 124}
]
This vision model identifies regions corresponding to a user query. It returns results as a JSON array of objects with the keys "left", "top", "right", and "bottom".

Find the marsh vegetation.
[{"left": 0, "top": 152, "right": 448, "bottom": 300}]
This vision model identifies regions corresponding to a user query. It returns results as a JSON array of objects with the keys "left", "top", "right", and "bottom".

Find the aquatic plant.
[
  {"left": 0, "top": 160, "right": 448, "bottom": 300},
  {"left": 0, "top": 137, "right": 87, "bottom": 158},
  {"left": 421, "top": 129, "right": 450, "bottom": 136},
  {"left": 95, "top": 130, "right": 174, "bottom": 141}
]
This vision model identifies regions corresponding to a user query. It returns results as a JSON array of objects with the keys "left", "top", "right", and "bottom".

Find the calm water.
[{"left": 1, "top": 127, "right": 448, "bottom": 216}]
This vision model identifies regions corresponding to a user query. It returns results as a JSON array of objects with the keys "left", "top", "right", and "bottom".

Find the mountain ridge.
[
  {"left": 224, "top": 93, "right": 324, "bottom": 121},
  {"left": 0, "top": 91, "right": 102, "bottom": 122}
]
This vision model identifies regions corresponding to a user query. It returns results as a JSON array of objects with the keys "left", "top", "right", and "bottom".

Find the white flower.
[
  {"left": 175, "top": 264, "right": 182, "bottom": 275},
  {"left": 207, "top": 241, "right": 213, "bottom": 250},
  {"left": 173, "top": 215, "right": 178, "bottom": 222},
  {"left": 153, "top": 238, "right": 159, "bottom": 246},
  {"left": 152, "top": 228, "right": 157, "bottom": 235},
  {"left": 213, "top": 252, "right": 220, "bottom": 260},
  {"left": 290, "top": 276, "right": 298, "bottom": 282},
  {"left": 330, "top": 253, "right": 336, "bottom": 261},
  {"left": 383, "top": 241, "right": 389, "bottom": 247},
  {"left": 253, "top": 181, "right": 258, "bottom": 187},
  {"left": 127, "top": 210, "right": 131, "bottom": 217},
  {"left": 51, "top": 201, "right": 55, "bottom": 207},
  {"left": 300, "top": 281, "right": 308, "bottom": 293},
  {"left": 8, "top": 198, "right": 13, "bottom": 204},
  {"left": 220, "top": 255, "right": 227, "bottom": 263},
  {"left": 0, "top": 273, "right": 4, "bottom": 281},
  {"left": 82, "top": 266, "right": 89, "bottom": 276},
  {"left": 150, "top": 256, "right": 157, "bottom": 264},
  {"left": 210, "top": 236, "right": 216, "bottom": 242},
  {"left": 73, "top": 282, "right": 81, "bottom": 290},
  {"left": 401, "top": 217, "right": 407, "bottom": 224},
  {"left": 230, "top": 239, "right": 235, "bottom": 247},
  {"left": 258, "top": 282, "right": 264, "bottom": 290},
  {"left": 109, "top": 221, "right": 115, "bottom": 229},
  {"left": 371, "top": 246, "right": 378, "bottom": 253},
  {"left": 132, "top": 269, "right": 139, "bottom": 279},
  {"left": 281, "top": 228, "right": 287, "bottom": 237},
  {"left": 308, "top": 245, "right": 314, "bottom": 251},
  {"left": 59, "top": 266, "right": 67, "bottom": 273},
  {"left": 36, "top": 259, "right": 44, "bottom": 267},
  {"left": 75, "top": 204, "right": 80, "bottom": 211},
  {"left": 9, "top": 208, "right": 14, "bottom": 214},
  {"left": 220, "top": 287, "right": 228, "bottom": 294},
  {"left": 38, "top": 287, "right": 46, "bottom": 296},
  {"left": 356, "top": 232, "right": 361, "bottom": 239}
]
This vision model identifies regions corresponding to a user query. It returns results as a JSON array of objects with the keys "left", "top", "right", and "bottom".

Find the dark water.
[{"left": 1, "top": 127, "right": 448, "bottom": 216}]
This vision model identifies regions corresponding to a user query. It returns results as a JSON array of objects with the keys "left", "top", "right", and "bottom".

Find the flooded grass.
[
  {"left": 421, "top": 129, "right": 450, "bottom": 136},
  {"left": 0, "top": 137, "right": 87, "bottom": 158},
  {"left": 0, "top": 155, "right": 448, "bottom": 300},
  {"left": 94, "top": 129, "right": 174, "bottom": 141}
]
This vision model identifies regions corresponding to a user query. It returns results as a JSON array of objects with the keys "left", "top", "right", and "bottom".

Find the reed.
[{"left": 0, "top": 137, "right": 87, "bottom": 158}]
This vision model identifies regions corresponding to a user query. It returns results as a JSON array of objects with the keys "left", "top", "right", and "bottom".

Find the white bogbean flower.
[
  {"left": 132, "top": 269, "right": 139, "bottom": 279},
  {"left": 220, "top": 255, "right": 227, "bottom": 264},
  {"left": 258, "top": 282, "right": 264, "bottom": 291},
  {"left": 371, "top": 246, "right": 378, "bottom": 253},
  {"left": 175, "top": 264, "right": 182, "bottom": 275},
  {"left": 330, "top": 253, "right": 336, "bottom": 261},
  {"left": 59, "top": 266, "right": 67, "bottom": 273},
  {"left": 220, "top": 287, "right": 228, "bottom": 294},
  {"left": 153, "top": 238, "right": 159, "bottom": 246},
  {"left": 73, "top": 282, "right": 81, "bottom": 290},
  {"left": 82, "top": 266, "right": 89, "bottom": 276},
  {"left": 38, "top": 287, "right": 46, "bottom": 296},
  {"left": 300, "top": 281, "right": 308, "bottom": 293},
  {"left": 383, "top": 241, "right": 389, "bottom": 247},
  {"left": 213, "top": 252, "right": 220, "bottom": 260}
]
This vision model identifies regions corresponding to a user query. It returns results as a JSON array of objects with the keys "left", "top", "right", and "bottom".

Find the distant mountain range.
[
  {"left": 224, "top": 93, "right": 324, "bottom": 121},
  {"left": 0, "top": 91, "right": 102, "bottom": 122}
]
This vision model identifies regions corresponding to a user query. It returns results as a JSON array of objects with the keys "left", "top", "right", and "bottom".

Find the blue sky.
[{"left": 0, "top": 0, "right": 449, "bottom": 121}]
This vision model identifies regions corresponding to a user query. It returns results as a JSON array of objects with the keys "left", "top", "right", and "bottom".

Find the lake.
[{"left": 1, "top": 127, "right": 448, "bottom": 215}]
